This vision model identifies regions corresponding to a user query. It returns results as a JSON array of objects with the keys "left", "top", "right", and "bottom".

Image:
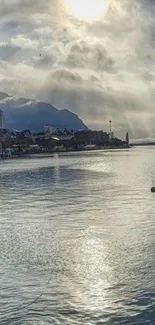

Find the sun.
[{"left": 66, "top": 0, "right": 109, "bottom": 21}]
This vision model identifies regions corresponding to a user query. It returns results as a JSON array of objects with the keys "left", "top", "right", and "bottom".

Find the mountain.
[{"left": 0, "top": 93, "right": 88, "bottom": 132}]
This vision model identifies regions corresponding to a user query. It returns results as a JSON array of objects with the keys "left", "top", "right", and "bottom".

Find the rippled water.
[{"left": 1, "top": 147, "right": 155, "bottom": 324}]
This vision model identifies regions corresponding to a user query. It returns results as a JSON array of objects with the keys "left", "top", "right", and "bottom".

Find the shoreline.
[{"left": 0, "top": 146, "right": 131, "bottom": 160}]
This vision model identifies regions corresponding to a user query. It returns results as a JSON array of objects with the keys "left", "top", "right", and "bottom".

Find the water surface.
[{"left": 0, "top": 147, "right": 155, "bottom": 324}]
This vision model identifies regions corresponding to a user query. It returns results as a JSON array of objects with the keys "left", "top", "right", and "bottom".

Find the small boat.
[{"left": 151, "top": 180, "right": 155, "bottom": 192}]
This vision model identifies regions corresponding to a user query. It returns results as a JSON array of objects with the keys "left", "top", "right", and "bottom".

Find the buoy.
[{"left": 151, "top": 180, "right": 155, "bottom": 192}]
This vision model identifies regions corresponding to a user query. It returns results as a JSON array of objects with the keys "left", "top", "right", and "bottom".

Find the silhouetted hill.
[{"left": 0, "top": 93, "right": 88, "bottom": 132}]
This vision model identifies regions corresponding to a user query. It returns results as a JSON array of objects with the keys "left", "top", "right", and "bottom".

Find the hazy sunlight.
[{"left": 66, "top": 0, "right": 108, "bottom": 21}]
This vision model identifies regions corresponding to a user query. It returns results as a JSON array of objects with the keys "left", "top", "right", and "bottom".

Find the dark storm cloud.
[
  {"left": 65, "top": 40, "right": 114, "bottom": 71},
  {"left": 0, "top": 0, "right": 155, "bottom": 138}
]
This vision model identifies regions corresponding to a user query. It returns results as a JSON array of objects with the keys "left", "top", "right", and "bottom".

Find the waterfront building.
[
  {"left": 0, "top": 110, "right": 3, "bottom": 129},
  {"left": 74, "top": 130, "right": 110, "bottom": 145},
  {"left": 44, "top": 125, "right": 57, "bottom": 134}
]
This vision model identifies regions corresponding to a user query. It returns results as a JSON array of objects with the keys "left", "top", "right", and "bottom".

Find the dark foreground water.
[{"left": 0, "top": 147, "right": 155, "bottom": 324}]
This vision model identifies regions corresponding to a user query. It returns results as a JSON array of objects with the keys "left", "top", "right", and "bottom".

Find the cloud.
[
  {"left": 64, "top": 40, "right": 114, "bottom": 71},
  {"left": 11, "top": 35, "right": 39, "bottom": 49},
  {"left": 0, "top": 0, "right": 155, "bottom": 138},
  {"left": 0, "top": 0, "right": 51, "bottom": 17}
]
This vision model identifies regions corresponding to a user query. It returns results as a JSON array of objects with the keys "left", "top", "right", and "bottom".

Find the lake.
[{"left": 0, "top": 147, "right": 155, "bottom": 324}]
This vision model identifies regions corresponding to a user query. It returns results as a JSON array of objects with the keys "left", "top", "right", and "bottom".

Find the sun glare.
[{"left": 66, "top": 0, "right": 108, "bottom": 21}]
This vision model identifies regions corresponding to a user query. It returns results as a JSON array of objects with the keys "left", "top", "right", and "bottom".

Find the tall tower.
[
  {"left": 0, "top": 110, "right": 3, "bottom": 129},
  {"left": 109, "top": 120, "right": 112, "bottom": 134},
  {"left": 126, "top": 132, "right": 129, "bottom": 145},
  {"left": 109, "top": 120, "right": 114, "bottom": 139}
]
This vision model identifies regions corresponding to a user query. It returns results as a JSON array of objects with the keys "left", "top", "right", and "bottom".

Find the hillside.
[{"left": 0, "top": 93, "right": 88, "bottom": 132}]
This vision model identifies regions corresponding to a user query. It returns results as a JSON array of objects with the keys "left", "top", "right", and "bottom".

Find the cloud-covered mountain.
[
  {"left": 0, "top": 0, "right": 155, "bottom": 138},
  {"left": 0, "top": 93, "right": 88, "bottom": 131}
]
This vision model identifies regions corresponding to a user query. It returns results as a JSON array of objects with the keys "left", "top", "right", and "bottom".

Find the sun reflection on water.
[{"left": 59, "top": 227, "right": 112, "bottom": 313}]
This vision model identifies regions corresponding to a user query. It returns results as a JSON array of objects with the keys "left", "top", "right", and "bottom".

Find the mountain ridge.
[{"left": 0, "top": 92, "right": 88, "bottom": 132}]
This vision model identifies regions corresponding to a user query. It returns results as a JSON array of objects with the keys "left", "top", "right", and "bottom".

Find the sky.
[{"left": 0, "top": 0, "right": 155, "bottom": 138}]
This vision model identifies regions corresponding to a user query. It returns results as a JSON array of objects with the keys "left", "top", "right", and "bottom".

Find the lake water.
[{"left": 0, "top": 147, "right": 155, "bottom": 324}]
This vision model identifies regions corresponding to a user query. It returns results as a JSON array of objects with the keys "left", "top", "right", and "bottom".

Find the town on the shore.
[{"left": 0, "top": 110, "right": 130, "bottom": 158}]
